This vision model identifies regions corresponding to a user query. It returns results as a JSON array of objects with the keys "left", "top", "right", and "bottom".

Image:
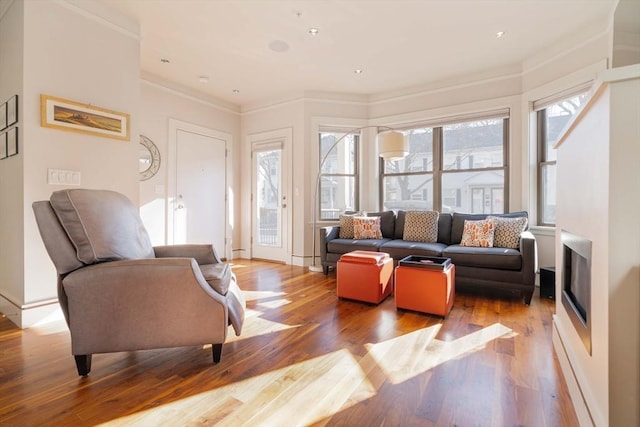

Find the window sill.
[{"left": 530, "top": 225, "right": 556, "bottom": 237}]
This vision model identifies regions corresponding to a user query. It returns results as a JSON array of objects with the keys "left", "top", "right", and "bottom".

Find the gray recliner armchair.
[{"left": 32, "top": 189, "right": 245, "bottom": 376}]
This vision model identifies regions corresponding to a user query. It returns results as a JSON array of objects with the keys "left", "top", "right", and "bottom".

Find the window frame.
[
  {"left": 317, "top": 129, "right": 360, "bottom": 221},
  {"left": 536, "top": 108, "right": 556, "bottom": 227},
  {"left": 534, "top": 88, "right": 590, "bottom": 227}
]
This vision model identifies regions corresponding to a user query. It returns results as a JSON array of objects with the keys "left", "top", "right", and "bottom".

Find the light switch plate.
[{"left": 48, "top": 169, "right": 81, "bottom": 186}]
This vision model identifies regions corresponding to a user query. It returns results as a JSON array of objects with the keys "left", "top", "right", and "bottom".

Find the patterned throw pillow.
[
  {"left": 339, "top": 214, "right": 356, "bottom": 239},
  {"left": 460, "top": 218, "right": 496, "bottom": 247},
  {"left": 403, "top": 210, "right": 439, "bottom": 243},
  {"left": 488, "top": 216, "right": 528, "bottom": 249},
  {"left": 353, "top": 216, "right": 382, "bottom": 239}
]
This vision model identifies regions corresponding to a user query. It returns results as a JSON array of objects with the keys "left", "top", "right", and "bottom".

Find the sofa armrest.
[
  {"left": 154, "top": 244, "right": 222, "bottom": 265},
  {"left": 520, "top": 231, "right": 538, "bottom": 286},
  {"left": 319, "top": 226, "right": 340, "bottom": 265}
]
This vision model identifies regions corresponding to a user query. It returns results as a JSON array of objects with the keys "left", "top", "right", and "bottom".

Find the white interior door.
[
  {"left": 251, "top": 133, "right": 289, "bottom": 263},
  {"left": 173, "top": 128, "right": 226, "bottom": 256}
]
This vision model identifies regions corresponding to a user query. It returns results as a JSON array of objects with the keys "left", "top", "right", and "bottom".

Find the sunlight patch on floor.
[
  {"left": 225, "top": 308, "right": 299, "bottom": 344},
  {"left": 30, "top": 308, "right": 68, "bottom": 336},
  {"left": 366, "top": 323, "right": 514, "bottom": 384},
  {"left": 256, "top": 298, "right": 291, "bottom": 309},
  {"left": 101, "top": 349, "right": 376, "bottom": 427},
  {"left": 242, "top": 290, "right": 287, "bottom": 302}
]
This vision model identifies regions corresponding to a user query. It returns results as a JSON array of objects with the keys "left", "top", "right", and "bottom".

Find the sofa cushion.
[
  {"left": 327, "top": 238, "right": 390, "bottom": 254},
  {"left": 488, "top": 215, "right": 528, "bottom": 249},
  {"left": 50, "top": 189, "right": 155, "bottom": 264},
  {"left": 451, "top": 211, "right": 528, "bottom": 245},
  {"left": 395, "top": 211, "right": 452, "bottom": 244},
  {"left": 379, "top": 239, "right": 447, "bottom": 260},
  {"left": 460, "top": 218, "right": 496, "bottom": 248},
  {"left": 366, "top": 211, "right": 395, "bottom": 238},
  {"left": 339, "top": 214, "right": 357, "bottom": 239},
  {"left": 353, "top": 216, "right": 382, "bottom": 239},
  {"left": 403, "top": 210, "right": 439, "bottom": 242},
  {"left": 443, "top": 245, "right": 522, "bottom": 270}
]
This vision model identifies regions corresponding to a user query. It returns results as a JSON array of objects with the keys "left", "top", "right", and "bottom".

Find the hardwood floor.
[{"left": 0, "top": 260, "right": 578, "bottom": 426}]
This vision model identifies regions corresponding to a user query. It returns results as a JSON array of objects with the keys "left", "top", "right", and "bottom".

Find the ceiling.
[{"left": 99, "top": 0, "right": 618, "bottom": 108}]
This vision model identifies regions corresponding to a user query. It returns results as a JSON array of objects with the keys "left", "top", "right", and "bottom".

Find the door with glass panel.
[{"left": 251, "top": 141, "right": 288, "bottom": 262}]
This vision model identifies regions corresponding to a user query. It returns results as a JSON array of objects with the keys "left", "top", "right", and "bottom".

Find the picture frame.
[
  {"left": 0, "top": 132, "right": 7, "bottom": 159},
  {"left": 40, "top": 94, "right": 130, "bottom": 141},
  {"left": 0, "top": 102, "right": 6, "bottom": 131},
  {"left": 6, "top": 95, "right": 17, "bottom": 127},
  {"left": 7, "top": 127, "right": 17, "bottom": 157}
]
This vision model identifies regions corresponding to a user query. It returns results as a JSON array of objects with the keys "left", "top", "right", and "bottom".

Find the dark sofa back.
[
  {"left": 366, "top": 211, "right": 396, "bottom": 239},
  {"left": 394, "top": 211, "right": 453, "bottom": 244},
  {"left": 450, "top": 211, "right": 529, "bottom": 244}
]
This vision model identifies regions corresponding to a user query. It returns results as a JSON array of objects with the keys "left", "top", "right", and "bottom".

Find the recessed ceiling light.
[
  {"left": 160, "top": 58, "right": 170, "bottom": 63},
  {"left": 308, "top": 28, "right": 319, "bottom": 36},
  {"left": 198, "top": 76, "right": 209, "bottom": 83},
  {"left": 496, "top": 31, "right": 505, "bottom": 38},
  {"left": 268, "top": 40, "right": 290, "bottom": 53},
  {"left": 354, "top": 69, "right": 363, "bottom": 74},
  {"left": 232, "top": 89, "right": 240, "bottom": 94}
]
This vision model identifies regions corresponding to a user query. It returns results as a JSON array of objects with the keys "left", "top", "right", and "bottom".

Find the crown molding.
[
  {"left": 141, "top": 72, "right": 241, "bottom": 115},
  {"left": 54, "top": 0, "right": 139, "bottom": 40}
]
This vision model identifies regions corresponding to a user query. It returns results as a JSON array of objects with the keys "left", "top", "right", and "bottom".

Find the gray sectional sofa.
[{"left": 319, "top": 211, "right": 537, "bottom": 304}]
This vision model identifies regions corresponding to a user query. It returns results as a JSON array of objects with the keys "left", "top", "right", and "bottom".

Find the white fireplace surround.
[{"left": 552, "top": 64, "right": 640, "bottom": 427}]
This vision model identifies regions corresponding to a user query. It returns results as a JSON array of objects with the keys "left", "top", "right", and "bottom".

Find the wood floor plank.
[{"left": 0, "top": 260, "right": 579, "bottom": 426}]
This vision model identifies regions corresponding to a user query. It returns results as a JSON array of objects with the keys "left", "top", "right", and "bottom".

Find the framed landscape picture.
[{"left": 40, "top": 94, "right": 130, "bottom": 141}]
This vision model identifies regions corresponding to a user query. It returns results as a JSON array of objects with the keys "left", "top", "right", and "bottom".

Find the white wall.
[
  {"left": 0, "top": 0, "right": 26, "bottom": 314},
  {"left": 0, "top": 0, "right": 141, "bottom": 327},
  {"left": 240, "top": 100, "right": 305, "bottom": 263},
  {"left": 138, "top": 81, "right": 241, "bottom": 252}
]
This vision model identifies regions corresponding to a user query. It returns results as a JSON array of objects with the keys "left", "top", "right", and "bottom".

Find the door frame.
[
  {"left": 249, "top": 128, "right": 292, "bottom": 263},
  {"left": 167, "top": 119, "right": 232, "bottom": 259}
]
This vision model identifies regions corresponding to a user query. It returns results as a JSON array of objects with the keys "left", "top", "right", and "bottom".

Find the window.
[
  {"left": 381, "top": 115, "right": 508, "bottom": 214},
  {"left": 381, "top": 128, "right": 434, "bottom": 211},
  {"left": 536, "top": 92, "right": 588, "bottom": 226},
  {"left": 318, "top": 130, "right": 359, "bottom": 220},
  {"left": 442, "top": 118, "right": 506, "bottom": 213}
]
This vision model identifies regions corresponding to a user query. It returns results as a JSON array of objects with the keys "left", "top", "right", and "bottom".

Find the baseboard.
[
  {"left": 231, "top": 249, "right": 249, "bottom": 259},
  {"left": 552, "top": 317, "right": 596, "bottom": 427},
  {"left": 0, "top": 294, "right": 62, "bottom": 329}
]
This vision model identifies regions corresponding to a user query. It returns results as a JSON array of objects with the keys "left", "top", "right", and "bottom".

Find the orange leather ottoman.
[
  {"left": 337, "top": 250, "right": 393, "bottom": 304},
  {"left": 395, "top": 256, "right": 455, "bottom": 317}
]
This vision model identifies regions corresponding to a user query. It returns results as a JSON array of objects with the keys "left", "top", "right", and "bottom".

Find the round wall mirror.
[{"left": 139, "top": 134, "right": 160, "bottom": 181}]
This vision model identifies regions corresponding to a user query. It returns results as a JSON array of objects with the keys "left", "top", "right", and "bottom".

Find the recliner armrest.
[
  {"left": 154, "top": 244, "right": 222, "bottom": 265},
  {"left": 62, "top": 257, "right": 229, "bottom": 354}
]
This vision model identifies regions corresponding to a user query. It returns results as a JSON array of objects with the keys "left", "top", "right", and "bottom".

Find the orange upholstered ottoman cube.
[
  {"left": 395, "top": 256, "right": 455, "bottom": 317},
  {"left": 337, "top": 250, "right": 393, "bottom": 304}
]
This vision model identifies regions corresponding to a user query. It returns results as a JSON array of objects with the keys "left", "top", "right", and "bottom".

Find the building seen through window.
[
  {"left": 382, "top": 117, "right": 508, "bottom": 214},
  {"left": 537, "top": 93, "right": 588, "bottom": 226}
]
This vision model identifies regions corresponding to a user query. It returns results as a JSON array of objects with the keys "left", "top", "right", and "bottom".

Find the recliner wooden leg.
[
  {"left": 212, "top": 343, "right": 223, "bottom": 363},
  {"left": 74, "top": 354, "right": 92, "bottom": 376}
]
